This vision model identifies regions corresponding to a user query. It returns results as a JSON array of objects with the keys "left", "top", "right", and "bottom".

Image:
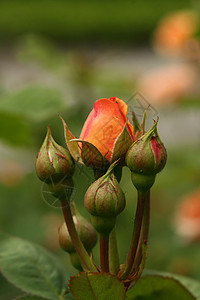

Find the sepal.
[
  {"left": 60, "top": 115, "right": 84, "bottom": 165},
  {"left": 70, "top": 139, "right": 109, "bottom": 170},
  {"left": 135, "top": 105, "right": 149, "bottom": 140},
  {"left": 111, "top": 120, "right": 133, "bottom": 164}
]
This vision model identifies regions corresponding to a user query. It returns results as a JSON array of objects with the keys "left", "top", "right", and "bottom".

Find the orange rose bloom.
[
  {"left": 153, "top": 10, "right": 198, "bottom": 56},
  {"left": 174, "top": 188, "right": 200, "bottom": 242},
  {"left": 79, "top": 97, "right": 134, "bottom": 161}
]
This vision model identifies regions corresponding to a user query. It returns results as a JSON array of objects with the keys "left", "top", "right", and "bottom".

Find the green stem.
[
  {"left": 109, "top": 228, "right": 120, "bottom": 274},
  {"left": 100, "top": 234, "right": 109, "bottom": 272},
  {"left": 61, "top": 201, "right": 97, "bottom": 272},
  {"left": 130, "top": 190, "right": 150, "bottom": 283},
  {"left": 120, "top": 190, "right": 147, "bottom": 280}
]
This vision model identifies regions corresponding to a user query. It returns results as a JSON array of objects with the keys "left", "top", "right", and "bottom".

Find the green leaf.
[
  {"left": 111, "top": 121, "right": 133, "bottom": 163},
  {"left": 126, "top": 275, "right": 195, "bottom": 300},
  {"left": 0, "top": 234, "right": 68, "bottom": 300},
  {"left": 144, "top": 270, "right": 200, "bottom": 300},
  {"left": 64, "top": 293, "right": 74, "bottom": 300},
  {"left": 16, "top": 295, "right": 47, "bottom": 300},
  {"left": 174, "top": 275, "right": 200, "bottom": 300},
  {"left": 16, "top": 294, "right": 74, "bottom": 300},
  {"left": 0, "top": 111, "right": 30, "bottom": 146},
  {"left": 0, "top": 86, "right": 65, "bottom": 122},
  {"left": 69, "top": 272, "right": 126, "bottom": 300}
]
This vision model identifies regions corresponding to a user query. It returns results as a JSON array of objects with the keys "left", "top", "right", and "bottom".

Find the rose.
[
  {"left": 153, "top": 10, "right": 198, "bottom": 56},
  {"left": 174, "top": 188, "right": 200, "bottom": 242},
  {"left": 61, "top": 97, "right": 135, "bottom": 169},
  {"left": 80, "top": 97, "right": 134, "bottom": 160}
]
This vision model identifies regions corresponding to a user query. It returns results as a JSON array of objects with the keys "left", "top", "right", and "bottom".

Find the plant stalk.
[
  {"left": 109, "top": 228, "right": 120, "bottom": 274},
  {"left": 120, "top": 190, "right": 147, "bottom": 280},
  {"left": 100, "top": 234, "right": 109, "bottom": 272},
  {"left": 129, "top": 190, "right": 150, "bottom": 285},
  {"left": 61, "top": 200, "right": 97, "bottom": 272}
]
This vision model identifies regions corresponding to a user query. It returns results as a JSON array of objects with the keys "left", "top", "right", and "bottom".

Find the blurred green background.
[{"left": 0, "top": 0, "right": 200, "bottom": 299}]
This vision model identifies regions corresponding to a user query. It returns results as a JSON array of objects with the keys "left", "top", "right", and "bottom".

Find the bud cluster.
[{"left": 35, "top": 98, "right": 167, "bottom": 280}]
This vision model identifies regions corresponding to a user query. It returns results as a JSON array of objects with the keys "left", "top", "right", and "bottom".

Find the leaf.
[
  {"left": 144, "top": 270, "right": 200, "bottom": 300},
  {"left": 15, "top": 295, "right": 47, "bottom": 300},
  {"left": 16, "top": 294, "right": 74, "bottom": 300},
  {"left": 0, "top": 111, "right": 30, "bottom": 146},
  {"left": 0, "top": 233, "right": 68, "bottom": 300},
  {"left": 174, "top": 275, "right": 200, "bottom": 300},
  {"left": 64, "top": 293, "right": 74, "bottom": 300},
  {"left": 126, "top": 275, "right": 195, "bottom": 300},
  {"left": 60, "top": 116, "right": 84, "bottom": 165},
  {"left": 69, "top": 272, "right": 126, "bottom": 300},
  {"left": 74, "top": 139, "right": 109, "bottom": 169},
  {"left": 111, "top": 121, "right": 133, "bottom": 163},
  {"left": 0, "top": 86, "right": 65, "bottom": 122}
]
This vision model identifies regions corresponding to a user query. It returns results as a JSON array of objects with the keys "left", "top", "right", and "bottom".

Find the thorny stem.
[
  {"left": 120, "top": 190, "right": 148, "bottom": 280},
  {"left": 109, "top": 228, "right": 120, "bottom": 274},
  {"left": 100, "top": 234, "right": 109, "bottom": 272},
  {"left": 61, "top": 200, "right": 97, "bottom": 272}
]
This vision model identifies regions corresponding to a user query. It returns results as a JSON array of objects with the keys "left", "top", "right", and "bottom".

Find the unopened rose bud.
[
  {"left": 126, "top": 121, "right": 167, "bottom": 190},
  {"left": 69, "top": 252, "right": 82, "bottom": 271},
  {"left": 84, "top": 162, "right": 126, "bottom": 234},
  {"left": 35, "top": 127, "right": 74, "bottom": 183},
  {"left": 35, "top": 128, "right": 75, "bottom": 200},
  {"left": 58, "top": 202, "right": 97, "bottom": 254}
]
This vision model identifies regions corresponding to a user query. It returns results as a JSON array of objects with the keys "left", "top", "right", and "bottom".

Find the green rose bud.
[
  {"left": 35, "top": 127, "right": 74, "bottom": 183},
  {"left": 35, "top": 128, "right": 75, "bottom": 200},
  {"left": 69, "top": 252, "right": 82, "bottom": 271},
  {"left": 126, "top": 121, "right": 167, "bottom": 190},
  {"left": 58, "top": 202, "right": 97, "bottom": 254},
  {"left": 84, "top": 162, "right": 126, "bottom": 234}
]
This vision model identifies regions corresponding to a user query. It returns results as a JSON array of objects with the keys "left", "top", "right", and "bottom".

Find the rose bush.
[{"left": 1, "top": 96, "right": 199, "bottom": 300}]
